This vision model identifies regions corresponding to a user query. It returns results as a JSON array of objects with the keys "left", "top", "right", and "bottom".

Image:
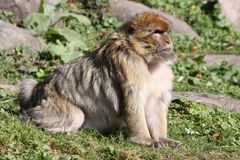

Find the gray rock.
[
  {"left": 172, "top": 92, "right": 240, "bottom": 112},
  {"left": 204, "top": 54, "right": 240, "bottom": 68},
  {"left": 0, "top": 0, "right": 40, "bottom": 22},
  {"left": 0, "top": 20, "right": 45, "bottom": 51},
  {"left": 219, "top": 0, "right": 240, "bottom": 29},
  {"left": 108, "top": 0, "right": 198, "bottom": 39},
  {"left": 0, "top": 84, "right": 17, "bottom": 92},
  {"left": 47, "top": 0, "right": 61, "bottom": 5},
  {"left": 0, "top": 0, "right": 60, "bottom": 22}
]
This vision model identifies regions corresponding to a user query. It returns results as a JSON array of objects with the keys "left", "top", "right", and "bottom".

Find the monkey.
[{"left": 18, "top": 12, "right": 182, "bottom": 148}]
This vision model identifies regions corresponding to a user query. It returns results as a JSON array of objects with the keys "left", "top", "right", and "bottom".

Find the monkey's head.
[{"left": 118, "top": 12, "right": 175, "bottom": 68}]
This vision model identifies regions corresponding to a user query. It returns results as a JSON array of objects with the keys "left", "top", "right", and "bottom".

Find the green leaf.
[
  {"left": 60, "top": 50, "right": 80, "bottom": 63},
  {"left": 48, "top": 41, "right": 68, "bottom": 57},
  {"left": 38, "top": 0, "right": 58, "bottom": 23},
  {"left": 23, "top": 12, "right": 51, "bottom": 35},
  {"left": 43, "top": 3, "right": 56, "bottom": 17},
  {"left": 69, "top": 13, "right": 91, "bottom": 25},
  {"left": 192, "top": 55, "right": 205, "bottom": 64},
  {"left": 57, "top": 28, "right": 82, "bottom": 42},
  {"left": 50, "top": 28, "right": 86, "bottom": 48},
  {"left": 36, "top": 68, "right": 46, "bottom": 78},
  {"left": 48, "top": 41, "right": 83, "bottom": 63},
  {"left": 52, "top": 13, "right": 91, "bottom": 26},
  {"left": 38, "top": 0, "right": 45, "bottom": 13}
]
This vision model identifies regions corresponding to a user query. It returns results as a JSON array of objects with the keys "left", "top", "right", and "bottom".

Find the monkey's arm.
[
  {"left": 122, "top": 85, "right": 157, "bottom": 146},
  {"left": 145, "top": 97, "right": 182, "bottom": 147}
]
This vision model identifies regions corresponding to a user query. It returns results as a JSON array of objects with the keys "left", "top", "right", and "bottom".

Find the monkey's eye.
[{"left": 153, "top": 30, "right": 164, "bottom": 35}]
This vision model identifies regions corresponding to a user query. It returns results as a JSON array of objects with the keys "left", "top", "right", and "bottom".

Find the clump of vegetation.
[
  {"left": 22, "top": 0, "right": 120, "bottom": 64},
  {"left": 173, "top": 56, "right": 240, "bottom": 99},
  {"left": 170, "top": 99, "right": 240, "bottom": 147}
]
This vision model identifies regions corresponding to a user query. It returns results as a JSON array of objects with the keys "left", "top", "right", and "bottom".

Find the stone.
[
  {"left": 172, "top": 92, "right": 240, "bottom": 112},
  {"left": 219, "top": 0, "right": 240, "bottom": 29},
  {"left": 0, "top": 0, "right": 61, "bottom": 22},
  {"left": 0, "top": 20, "right": 45, "bottom": 51},
  {"left": 204, "top": 54, "right": 240, "bottom": 68}
]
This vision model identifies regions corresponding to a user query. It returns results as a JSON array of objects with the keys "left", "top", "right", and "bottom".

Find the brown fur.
[{"left": 18, "top": 12, "right": 181, "bottom": 148}]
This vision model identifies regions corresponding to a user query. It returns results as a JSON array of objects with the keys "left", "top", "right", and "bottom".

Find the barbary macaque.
[{"left": 18, "top": 12, "right": 182, "bottom": 148}]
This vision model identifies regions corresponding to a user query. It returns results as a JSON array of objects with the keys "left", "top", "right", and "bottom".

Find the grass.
[{"left": 0, "top": 0, "right": 240, "bottom": 159}]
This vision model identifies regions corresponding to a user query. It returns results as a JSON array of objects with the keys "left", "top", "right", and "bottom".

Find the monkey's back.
[{"left": 19, "top": 49, "right": 124, "bottom": 132}]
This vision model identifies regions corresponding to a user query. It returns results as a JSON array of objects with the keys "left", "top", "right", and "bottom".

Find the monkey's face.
[
  {"left": 144, "top": 29, "right": 175, "bottom": 61},
  {"left": 123, "top": 12, "right": 175, "bottom": 65},
  {"left": 132, "top": 27, "right": 175, "bottom": 65}
]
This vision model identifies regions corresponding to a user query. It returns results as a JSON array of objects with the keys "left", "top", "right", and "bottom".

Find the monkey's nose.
[{"left": 165, "top": 37, "right": 170, "bottom": 44}]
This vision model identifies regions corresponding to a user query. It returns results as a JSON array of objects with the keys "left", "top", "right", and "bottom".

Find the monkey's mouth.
[
  {"left": 159, "top": 48, "right": 171, "bottom": 52},
  {"left": 156, "top": 48, "right": 175, "bottom": 60}
]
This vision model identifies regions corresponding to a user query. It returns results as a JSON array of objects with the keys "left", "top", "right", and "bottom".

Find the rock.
[
  {"left": 0, "top": 0, "right": 61, "bottom": 22},
  {"left": 17, "top": 65, "right": 29, "bottom": 73},
  {"left": 0, "top": 20, "right": 45, "bottom": 51},
  {"left": 47, "top": 0, "right": 61, "bottom": 5},
  {"left": 204, "top": 54, "right": 240, "bottom": 68},
  {"left": 0, "top": 0, "right": 40, "bottom": 22},
  {"left": 219, "top": 0, "right": 240, "bottom": 29},
  {"left": 108, "top": 0, "right": 198, "bottom": 39},
  {"left": 172, "top": 92, "right": 240, "bottom": 112},
  {"left": 0, "top": 84, "right": 17, "bottom": 92}
]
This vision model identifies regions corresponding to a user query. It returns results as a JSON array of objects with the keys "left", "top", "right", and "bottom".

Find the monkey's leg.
[
  {"left": 145, "top": 99, "right": 182, "bottom": 148},
  {"left": 26, "top": 96, "right": 85, "bottom": 133},
  {"left": 124, "top": 98, "right": 159, "bottom": 147}
]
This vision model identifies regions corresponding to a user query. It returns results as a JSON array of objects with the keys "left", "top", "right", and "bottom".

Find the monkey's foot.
[{"left": 152, "top": 138, "right": 182, "bottom": 148}]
